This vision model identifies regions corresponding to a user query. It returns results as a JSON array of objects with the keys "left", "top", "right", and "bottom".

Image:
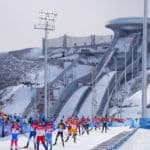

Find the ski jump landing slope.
[
  {"left": 57, "top": 86, "right": 88, "bottom": 121},
  {"left": 78, "top": 71, "right": 115, "bottom": 117}
]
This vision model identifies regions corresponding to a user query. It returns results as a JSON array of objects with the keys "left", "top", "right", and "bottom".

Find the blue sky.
[{"left": 0, "top": 0, "right": 149, "bottom": 51}]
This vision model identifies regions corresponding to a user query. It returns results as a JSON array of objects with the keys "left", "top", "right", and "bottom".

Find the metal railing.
[
  {"left": 71, "top": 47, "right": 117, "bottom": 117},
  {"left": 101, "top": 38, "right": 142, "bottom": 116}
]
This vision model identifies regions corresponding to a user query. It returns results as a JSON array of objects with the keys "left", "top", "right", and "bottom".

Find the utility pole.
[
  {"left": 132, "top": 46, "right": 134, "bottom": 80},
  {"left": 124, "top": 44, "right": 127, "bottom": 89},
  {"left": 34, "top": 11, "right": 57, "bottom": 119},
  {"left": 114, "top": 56, "right": 119, "bottom": 118},
  {"left": 92, "top": 66, "right": 97, "bottom": 119},
  {"left": 142, "top": 0, "right": 148, "bottom": 118},
  {"left": 114, "top": 56, "right": 118, "bottom": 95}
]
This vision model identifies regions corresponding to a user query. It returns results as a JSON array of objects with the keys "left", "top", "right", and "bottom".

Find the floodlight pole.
[
  {"left": 142, "top": 0, "right": 148, "bottom": 118},
  {"left": 91, "top": 66, "right": 97, "bottom": 119},
  {"left": 124, "top": 45, "right": 127, "bottom": 88},
  {"left": 35, "top": 11, "right": 57, "bottom": 119},
  {"left": 44, "top": 22, "right": 48, "bottom": 119},
  {"left": 131, "top": 46, "right": 134, "bottom": 80}
]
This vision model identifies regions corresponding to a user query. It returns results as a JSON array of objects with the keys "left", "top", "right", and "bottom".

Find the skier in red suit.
[
  {"left": 36, "top": 122, "right": 47, "bottom": 150},
  {"left": 10, "top": 122, "right": 20, "bottom": 150}
]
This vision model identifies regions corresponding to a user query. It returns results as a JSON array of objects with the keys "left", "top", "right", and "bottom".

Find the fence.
[{"left": 140, "top": 118, "right": 150, "bottom": 129}]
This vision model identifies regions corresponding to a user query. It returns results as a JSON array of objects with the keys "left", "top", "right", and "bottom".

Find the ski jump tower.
[{"left": 106, "top": 16, "right": 150, "bottom": 117}]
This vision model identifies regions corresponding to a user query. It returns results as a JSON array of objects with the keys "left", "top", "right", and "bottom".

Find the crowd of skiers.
[{"left": 0, "top": 112, "right": 126, "bottom": 150}]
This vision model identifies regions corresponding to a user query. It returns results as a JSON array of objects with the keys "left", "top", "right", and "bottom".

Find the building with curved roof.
[{"left": 106, "top": 17, "right": 150, "bottom": 37}]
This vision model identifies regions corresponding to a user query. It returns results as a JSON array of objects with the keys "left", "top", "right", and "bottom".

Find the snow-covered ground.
[
  {"left": 109, "top": 83, "right": 150, "bottom": 118},
  {"left": 0, "top": 127, "right": 132, "bottom": 150},
  {"left": 35, "top": 65, "right": 63, "bottom": 85},
  {"left": 57, "top": 86, "right": 88, "bottom": 121},
  {"left": 0, "top": 59, "right": 93, "bottom": 116},
  {"left": 115, "top": 36, "right": 133, "bottom": 52},
  {"left": 119, "top": 128, "right": 150, "bottom": 150},
  {"left": 24, "top": 48, "right": 42, "bottom": 59},
  {"left": 1, "top": 85, "right": 35, "bottom": 114},
  {"left": 60, "top": 54, "right": 79, "bottom": 61},
  {"left": 121, "top": 84, "right": 150, "bottom": 118},
  {"left": 75, "top": 64, "right": 93, "bottom": 79},
  {"left": 78, "top": 71, "right": 115, "bottom": 117}
]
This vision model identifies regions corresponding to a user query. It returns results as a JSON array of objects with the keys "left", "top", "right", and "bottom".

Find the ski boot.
[
  {"left": 53, "top": 143, "right": 57, "bottom": 146},
  {"left": 23, "top": 144, "right": 28, "bottom": 148},
  {"left": 50, "top": 145, "right": 52, "bottom": 150}
]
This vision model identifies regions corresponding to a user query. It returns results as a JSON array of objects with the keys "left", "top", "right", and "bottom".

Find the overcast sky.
[{"left": 0, "top": 0, "right": 149, "bottom": 52}]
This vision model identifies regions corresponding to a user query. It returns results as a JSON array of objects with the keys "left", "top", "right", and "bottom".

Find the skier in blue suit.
[{"left": 45, "top": 120, "right": 54, "bottom": 150}]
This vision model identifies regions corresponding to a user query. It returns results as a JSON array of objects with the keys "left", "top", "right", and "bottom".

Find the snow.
[
  {"left": 0, "top": 127, "right": 132, "bottom": 150},
  {"left": 60, "top": 54, "right": 79, "bottom": 61},
  {"left": 26, "top": 48, "right": 42, "bottom": 59},
  {"left": 34, "top": 65, "right": 64, "bottom": 85},
  {"left": 79, "top": 56, "right": 102, "bottom": 65},
  {"left": 78, "top": 72, "right": 115, "bottom": 117},
  {"left": 57, "top": 86, "right": 88, "bottom": 121},
  {"left": 75, "top": 64, "right": 93, "bottom": 79},
  {"left": 51, "top": 53, "right": 63, "bottom": 58},
  {"left": 31, "top": 62, "right": 91, "bottom": 87},
  {"left": 115, "top": 36, "right": 133, "bottom": 52},
  {"left": 120, "top": 84, "right": 150, "bottom": 118},
  {"left": 0, "top": 85, "right": 22, "bottom": 102},
  {"left": 1, "top": 85, "right": 35, "bottom": 115},
  {"left": 109, "top": 77, "right": 150, "bottom": 118},
  {"left": 119, "top": 128, "right": 150, "bottom": 150}
]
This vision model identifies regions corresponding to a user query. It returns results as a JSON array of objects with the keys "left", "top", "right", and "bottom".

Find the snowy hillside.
[
  {"left": 120, "top": 84, "right": 150, "bottom": 118},
  {"left": 23, "top": 48, "right": 42, "bottom": 59},
  {"left": 0, "top": 43, "right": 109, "bottom": 115},
  {"left": 109, "top": 71, "right": 150, "bottom": 118},
  {"left": 0, "top": 52, "right": 42, "bottom": 90},
  {"left": 0, "top": 85, "right": 35, "bottom": 114}
]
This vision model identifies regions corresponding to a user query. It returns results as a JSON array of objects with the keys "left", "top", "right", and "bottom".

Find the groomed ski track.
[
  {"left": 119, "top": 128, "right": 150, "bottom": 150},
  {"left": 0, "top": 127, "right": 132, "bottom": 150}
]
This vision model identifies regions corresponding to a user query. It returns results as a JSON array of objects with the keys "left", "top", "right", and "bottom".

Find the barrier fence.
[
  {"left": 0, "top": 118, "right": 149, "bottom": 138},
  {"left": 139, "top": 118, "right": 150, "bottom": 129},
  {"left": 0, "top": 119, "right": 135, "bottom": 137}
]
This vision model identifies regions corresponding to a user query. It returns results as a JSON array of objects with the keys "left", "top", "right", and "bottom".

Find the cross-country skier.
[
  {"left": 65, "top": 117, "right": 72, "bottom": 142},
  {"left": 65, "top": 117, "right": 78, "bottom": 143},
  {"left": 53, "top": 119, "right": 65, "bottom": 147},
  {"left": 10, "top": 122, "right": 20, "bottom": 150},
  {"left": 93, "top": 116, "right": 101, "bottom": 131},
  {"left": 23, "top": 123, "right": 37, "bottom": 150},
  {"left": 45, "top": 120, "right": 54, "bottom": 150},
  {"left": 81, "top": 116, "right": 90, "bottom": 135},
  {"left": 36, "top": 122, "right": 47, "bottom": 150},
  {"left": 70, "top": 119, "right": 78, "bottom": 143},
  {"left": 101, "top": 115, "right": 108, "bottom": 133}
]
